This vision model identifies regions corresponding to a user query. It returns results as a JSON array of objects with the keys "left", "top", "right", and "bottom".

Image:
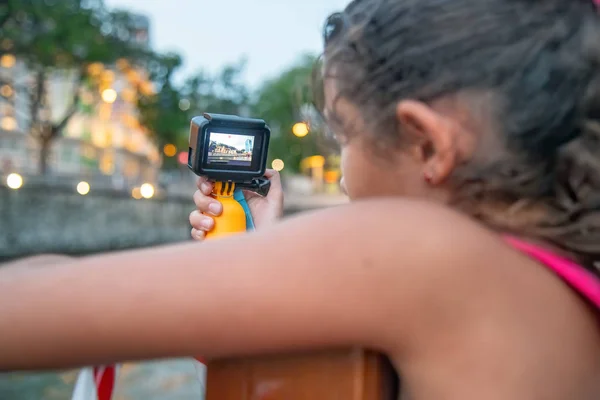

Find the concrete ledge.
[
  {"left": 0, "top": 185, "right": 347, "bottom": 260},
  {"left": 0, "top": 186, "right": 192, "bottom": 260}
]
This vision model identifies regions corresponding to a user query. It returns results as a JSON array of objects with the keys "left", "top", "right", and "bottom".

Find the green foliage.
[
  {"left": 1, "top": 0, "right": 148, "bottom": 67},
  {"left": 0, "top": 1, "right": 333, "bottom": 175},
  {"left": 252, "top": 54, "right": 322, "bottom": 173},
  {"left": 182, "top": 58, "right": 250, "bottom": 116},
  {"left": 137, "top": 58, "right": 252, "bottom": 170},
  {"left": 136, "top": 53, "right": 189, "bottom": 169},
  {"left": 0, "top": 0, "right": 157, "bottom": 174}
]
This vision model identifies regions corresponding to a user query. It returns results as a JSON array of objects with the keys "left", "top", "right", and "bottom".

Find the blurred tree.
[
  {"left": 0, "top": 0, "right": 154, "bottom": 174},
  {"left": 136, "top": 52, "right": 190, "bottom": 170},
  {"left": 142, "top": 58, "right": 252, "bottom": 170},
  {"left": 0, "top": 1, "right": 15, "bottom": 34},
  {"left": 183, "top": 58, "right": 250, "bottom": 116},
  {"left": 252, "top": 54, "right": 325, "bottom": 174}
]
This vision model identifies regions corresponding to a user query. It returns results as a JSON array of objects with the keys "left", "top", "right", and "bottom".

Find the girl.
[{"left": 2, "top": 0, "right": 600, "bottom": 398}]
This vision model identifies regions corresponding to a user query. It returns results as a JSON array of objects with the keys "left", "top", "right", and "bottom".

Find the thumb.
[{"left": 263, "top": 169, "right": 283, "bottom": 198}]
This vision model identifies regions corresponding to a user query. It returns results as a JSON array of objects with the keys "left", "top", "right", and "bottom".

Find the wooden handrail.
[{"left": 206, "top": 348, "right": 398, "bottom": 400}]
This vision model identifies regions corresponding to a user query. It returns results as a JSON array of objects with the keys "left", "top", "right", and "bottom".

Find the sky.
[{"left": 104, "top": 0, "right": 348, "bottom": 89}]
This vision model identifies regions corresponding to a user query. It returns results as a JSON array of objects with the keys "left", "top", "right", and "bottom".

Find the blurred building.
[{"left": 0, "top": 12, "right": 160, "bottom": 189}]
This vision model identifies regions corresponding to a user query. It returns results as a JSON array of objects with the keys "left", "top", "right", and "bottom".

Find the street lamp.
[{"left": 292, "top": 122, "right": 309, "bottom": 138}]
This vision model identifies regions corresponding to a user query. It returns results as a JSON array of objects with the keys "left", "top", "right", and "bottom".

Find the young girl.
[{"left": 2, "top": 0, "right": 600, "bottom": 398}]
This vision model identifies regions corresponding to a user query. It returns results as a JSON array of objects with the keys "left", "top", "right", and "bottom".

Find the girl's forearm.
[{"left": 1, "top": 254, "right": 74, "bottom": 269}]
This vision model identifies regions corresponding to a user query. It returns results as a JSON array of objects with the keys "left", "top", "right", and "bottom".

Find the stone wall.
[
  {"left": 0, "top": 185, "right": 193, "bottom": 260},
  {"left": 0, "top": 181, "right": 347, "bottom": 261}
]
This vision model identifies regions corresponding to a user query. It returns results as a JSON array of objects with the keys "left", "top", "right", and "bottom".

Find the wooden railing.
[{"left": 206, "top": 348, "right": 398, "bottom": 400}]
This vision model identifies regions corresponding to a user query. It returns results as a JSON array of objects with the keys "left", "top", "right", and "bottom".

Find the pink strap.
[{"left": 504, "top": 236, "right": 600, "bottom": 309}]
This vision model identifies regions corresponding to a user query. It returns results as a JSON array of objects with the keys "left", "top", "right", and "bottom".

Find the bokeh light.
[
  {"left": 87, "top": 62, "right": 104, "bottom": 76},
  {"left": 179, "top": 99, "right": 190, "bottom": 111},
  {"left": 101, "top": 88, "right": 117, "bottom": 103},
  {"left": 177, "top": 151, "right": 188, "bottom": 165},
  {"left": 272, "top": 159, "right": 285, "bottom": 172},
  {"left": 292, "top": 122, "right": 309, "bottom": 137},
  {"left": 6, "top": 173, "right": 23, "bottom": 190},
  {"left": 163, "top": 144, "right": 177, "bottom": 157},
  {"left": 0, "top": 85, "right": 13, "bottom": 97},
  {"left": 77, "top": 181, "right": 90, "bottom": 195},
  {"left": 132, "top": 187, "right": 142, "bottom": 200},
  {"left": 0, "top": 54, "right": 16, "bottom": 68},
  {"left": 140, "top": 183, "right": 155, "bottom": 199},
  {"left": 1, "top": 116, "right": 17, "bottom": 131}
]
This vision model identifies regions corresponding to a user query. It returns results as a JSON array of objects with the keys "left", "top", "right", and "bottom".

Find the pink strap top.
[{"left": 504, "top": 236, "right": 600, "bottom": 309}]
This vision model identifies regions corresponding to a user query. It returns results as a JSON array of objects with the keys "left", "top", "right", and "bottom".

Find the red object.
[
  {"left": 93, "top": 366, "right": 116, "bottom": 400},
  {"left": 178, "top": 151, "right": 188, "bottom": 165}
]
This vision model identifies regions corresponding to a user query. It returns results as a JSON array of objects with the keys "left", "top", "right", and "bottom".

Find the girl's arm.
[
  {"left": 1, "top": 254, "right": 73, "bottom": 269},
  {"left": 0, "top": 199, "right": 480, "bottom": 371}
]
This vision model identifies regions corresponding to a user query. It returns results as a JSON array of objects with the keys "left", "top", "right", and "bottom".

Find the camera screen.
[{"left": 207, "top": 132, "right": 255, "bottom": 168}]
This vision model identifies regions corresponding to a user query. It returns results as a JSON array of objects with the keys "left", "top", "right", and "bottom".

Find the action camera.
[{"left": 188, "top": 113, "right": 271, "bottom": 195}]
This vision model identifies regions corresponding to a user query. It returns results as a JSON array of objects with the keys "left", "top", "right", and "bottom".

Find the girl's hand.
[{"left": 189, "top": 169, "right": 284, "bottom": 240}]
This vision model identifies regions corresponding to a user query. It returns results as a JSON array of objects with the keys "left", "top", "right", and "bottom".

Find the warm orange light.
[
  {"left": 116, "top": 58, "right": 129, "bottom": 70},
  {"left": 98, "top": 103, "right": 112, "bottom": 120},
  {"left": 0, "top": 85, "right": 13, "bottom": 97},
  {"left": 1, "top": 116, "right": 17, "bottom": 131},
  {"left": 87, "top": 62, "right": 104, "bottom": 76},
  {"left": 301, "top": 155, "right": 325, "bottom": 169},
  {"left": 0, "top": 54, "right": 16, "bottom": 68},
  {"left": 132, "top": 187, "right": 142, "bottom": 200},
  {"left": 139, "top": 81, "right": 154, "bottom": 96},
  {"left": 101, "top": 70, "right": 115, "bottom": 83},
  {"left": 121, "top": 88, "right": 137, "bottom": 103},
  {"left": 126, "top": 70, "right": 140, "bottom": 84},
  {"left": 163, "top": 144, "right": 177, "bottom": 157},
  {"left": 292, "top": 122, "right": 309, "bottom": 138},
  {"left": 324, "top": 170, "right": 340, "bottom": 184}
]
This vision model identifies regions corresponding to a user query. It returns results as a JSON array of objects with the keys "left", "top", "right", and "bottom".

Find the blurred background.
[{"left": 0, "top": 0, "right": 349, "bottom": 398}]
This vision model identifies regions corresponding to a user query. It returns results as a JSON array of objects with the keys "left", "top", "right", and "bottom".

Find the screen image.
[{"left": 207, "top": 132, "right": 255, "bottom": 167}]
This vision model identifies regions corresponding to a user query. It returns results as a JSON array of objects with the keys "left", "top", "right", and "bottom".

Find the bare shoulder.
[
  {"left": 317, "top": 200, "right": 600, "bottom": 399},
  {"left": 253, "top": 198, "right": 512, "bottom": 337},
  {"left": 284, "top": 199, "right": 600, "bottom": 356},
  {"left": 272, "top": 197, "right": 505, "bottom": 279}
]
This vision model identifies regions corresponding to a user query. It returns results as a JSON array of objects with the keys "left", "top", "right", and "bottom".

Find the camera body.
[{"left": 188, "top": 113, "right": 271, "bottom": 187}]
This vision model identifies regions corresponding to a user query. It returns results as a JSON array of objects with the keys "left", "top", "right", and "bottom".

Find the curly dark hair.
[{"left": 316, "top": 0, "right": 600, "bottom": 276}]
